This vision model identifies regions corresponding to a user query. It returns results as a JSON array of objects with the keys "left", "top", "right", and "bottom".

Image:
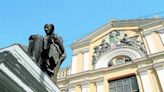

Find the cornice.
[
  {"left": 70, "top": 18, "right": 164, "bottom": 48},
  {"left": 68, "top": 84, "right": 75, "bottom": 90},
  {"left": 139, "top": 19, "right": 164, "bottom": 31},
  {"left": 90, "top": 77, "right": 104, "bottom": 83},
  {"left": 71, "top": 40, "right": 90, "bottom": 50},
  {"left": 81, "top": 80, "right": 89, "bottom": 88},
  {"left": 137, "top": 63, "right": 153, "bottom": 75},
  {"left": 58, "top": 61, "right": 135, "bottom": 82},
  {"left": 63, "top": 77, "right": 104, "bottom": 88},
  {"left": 149, "top": 50, "right": 164, "bottom": 59},
  {"left": 142, "top": 26, "right": 164, "bottom": 36},
  {"left": 75, "top": 23, "right": 112, "bottom": 44},
  {"left": 153, "top": 61, "right": 164, "bottom": 71},
  {"left": 72, "top": 48, "right": 90, "bottom": 55},
  {"left": 82, "top": 48, "right": 89, "bottom": 53},
  {"left": 58, "top": 55, "right": 152, "bottom": 82},
  {"left": 58, "top": 51, "right": 164, "bottom": 83}
]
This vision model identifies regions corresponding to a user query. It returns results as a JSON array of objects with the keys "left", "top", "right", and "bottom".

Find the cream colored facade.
[{"left": 57, "top": 18, "right": 164, "bottom": 92}]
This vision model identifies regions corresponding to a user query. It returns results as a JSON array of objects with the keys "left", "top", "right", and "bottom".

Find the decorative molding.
[
  {"left": 143, "top": 30, "right": 152, "bottom": 36},
  {"left": 153, "top": 61, "right": 164, "bottom": 71},
  {"left": 138, "top": 64, "right": 153, "bottom": 75},
  {"left": 72, "top": 48, "right": 89, "bottom": 55},
  {"left": 81, "top": 80, "right": 89, "bottom": 88},
  {"left": 142, "top": 26, "right": 164, "bottom": 36},
  {"left": 92, "top": 32, "right": 146, "bottom": 68},
  {"left": 68, "top": 83, "right": 75, "bottom": 90},
  {"left": 74, "top": 18, "right": 162, "bottom": 46},
  {"left": 82, "top": 48, "right": 89, "bottom": 53},
  {"left": 94, "top": 77, "right": 104, "bottom": 84},
  {"left": 64, "top": 62, "right": 134, "bottom": 81},
  {"left": 108, "top": 73, "right": 135, "bottom": 81},
  {"left": 72, "top": 52, "right": 78, "bottom": 56},
  {"left": 139, "top": 19, "right": 163, "bottom": 29},
  {"left": 71, "top": 40, "right": 90, "bottom": 50},
  {"left": 94, "top": 46, "right": 144, "bottom": 69}
]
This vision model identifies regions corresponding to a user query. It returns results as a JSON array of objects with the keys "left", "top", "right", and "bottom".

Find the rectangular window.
[{"left": 109, "top": 76, "right": 139, "bottom": 92}]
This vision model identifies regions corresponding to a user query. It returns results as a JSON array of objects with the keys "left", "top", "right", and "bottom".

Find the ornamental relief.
[{"left": 92, "top": 30, "right": 146, "bottom": 66}]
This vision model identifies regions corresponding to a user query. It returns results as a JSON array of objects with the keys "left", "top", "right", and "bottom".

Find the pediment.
[
  {"left": 71, "top": 19, "right": 160, "bottom": 49},
  {"left": 71, "top": 26, "right": 139, "bottom": 50}
]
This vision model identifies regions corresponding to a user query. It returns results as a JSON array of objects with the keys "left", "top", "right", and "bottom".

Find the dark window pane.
[
  {"left": 109, "top": 82, "right": 115, "bottom": 88},
  {"left": 131, "top": 76, "right": 137, "bottom": 84},
  {"left": 109, "top": 76, "right": 139, "bottom": 92},
  {"left": 124, "top": 85, "right": 131, "bottom": 92},
  {"left": 123, "top": 78, "right": 130, "bottom": 85},
  {"left": 116, "top": 80, "right": 122, "bottom": 86},
  {"left": 116, "top": 86, "right": 123, "bottom": 92},
  {"left": 110, "top": 88, "right": 116, "bottom": 92},
  {"left": 132, "top": 84, "right": 139, "bottom": 91}
]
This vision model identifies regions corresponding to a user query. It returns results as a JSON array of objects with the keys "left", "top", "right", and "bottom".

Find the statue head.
[
  {"left": 109, "top": 30, "right": 120, "bottom": 37},
  {"left": 44, "top": 24, "right": 55, "bottom": 35}
]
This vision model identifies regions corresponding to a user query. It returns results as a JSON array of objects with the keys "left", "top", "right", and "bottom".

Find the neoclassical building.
[{"left": 57, "top": 18, "right": 164, "bottom": 92}]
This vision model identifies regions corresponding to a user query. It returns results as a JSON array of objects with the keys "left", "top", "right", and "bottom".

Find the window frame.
[{"left": 108, "top": 75, "right": 139, "bottom": 92}]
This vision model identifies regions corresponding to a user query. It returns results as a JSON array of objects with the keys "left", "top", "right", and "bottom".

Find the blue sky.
[{"left": 0, "top": 0, "right": 164, "bottom": 68}]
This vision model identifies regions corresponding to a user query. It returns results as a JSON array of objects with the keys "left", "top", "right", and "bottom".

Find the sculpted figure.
[
  {"left": 28, "top": 24, "right": 66, "bottom": 83},
  {"left": 28, "top": 34, "right": 43, "bottom": 63},
  {"left": 109, "top": 30, "right": 120, "bottom": 48},
  {"left": 43, "top": 24, "right": 66, "bottom": 83},
  {"left": 99, "top": 39, "right": 109, "bottom": 53},
  {"left": 92, "top": 46, "right": 99, "bottom": 66}
]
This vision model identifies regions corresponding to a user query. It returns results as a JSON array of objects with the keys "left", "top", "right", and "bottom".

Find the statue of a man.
[
  {"left": 40, "top": 24, "right": 66, "bottom": 83},
  {"left": 28, "top": 24, "right": 66, "bottom": 83}
]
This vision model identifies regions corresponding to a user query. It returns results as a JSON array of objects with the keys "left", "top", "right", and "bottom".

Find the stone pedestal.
[{"left": 0, "top": 44, "right": 60, "bottom": 92}]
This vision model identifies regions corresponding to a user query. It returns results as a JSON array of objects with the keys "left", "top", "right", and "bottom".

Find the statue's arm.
[
  {"left": 52, "top": 36, "right": 65, "bottom": 54},
  {"left": 59, "top": 52, "right": 66, "bottom": 62}
]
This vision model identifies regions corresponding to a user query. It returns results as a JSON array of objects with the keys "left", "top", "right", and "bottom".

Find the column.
[
  {"left": 138, "top": 68, "right": 152, "bottom": 92},
  {"left": 135, "top": 73, "right": 144, "bottom": 92},
  {"left": 83, "top": 49, "right": 89, "bottom": 71},
  {"left": 89, "top": 82, "right": 96, "bottom": 92},
  {"left": 71, "top": 54, "right": 77, "bottom": 74},
  {"left": 68, "top": 84, "right": 75, "bottom": 92},
  {"left": 81, "top": 81, "right": 88, "bottom": 92},
  {"left": 96, "top": 78, "right": 104, "bottom": 92},
  {"left": 154, "top": 63, "right": 164, "bottom": 91},
  {"left": 75, "top": 85, "right": 81, "bottom": 92}
]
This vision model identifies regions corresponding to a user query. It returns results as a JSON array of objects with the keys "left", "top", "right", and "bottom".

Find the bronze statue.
[
  {"left": 28, "top": 24, "right": 66, "bottom": 83},
  {"left": 28, "top": 34, "right": 43, "bottom": 63}
]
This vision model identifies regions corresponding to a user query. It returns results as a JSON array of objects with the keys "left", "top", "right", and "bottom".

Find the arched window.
[
  {"left": 115, "top": 57, "right": 125, "bottom": 65},
  {"left": 108, "top": 55, "right": 132, "bottom": 67}
]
